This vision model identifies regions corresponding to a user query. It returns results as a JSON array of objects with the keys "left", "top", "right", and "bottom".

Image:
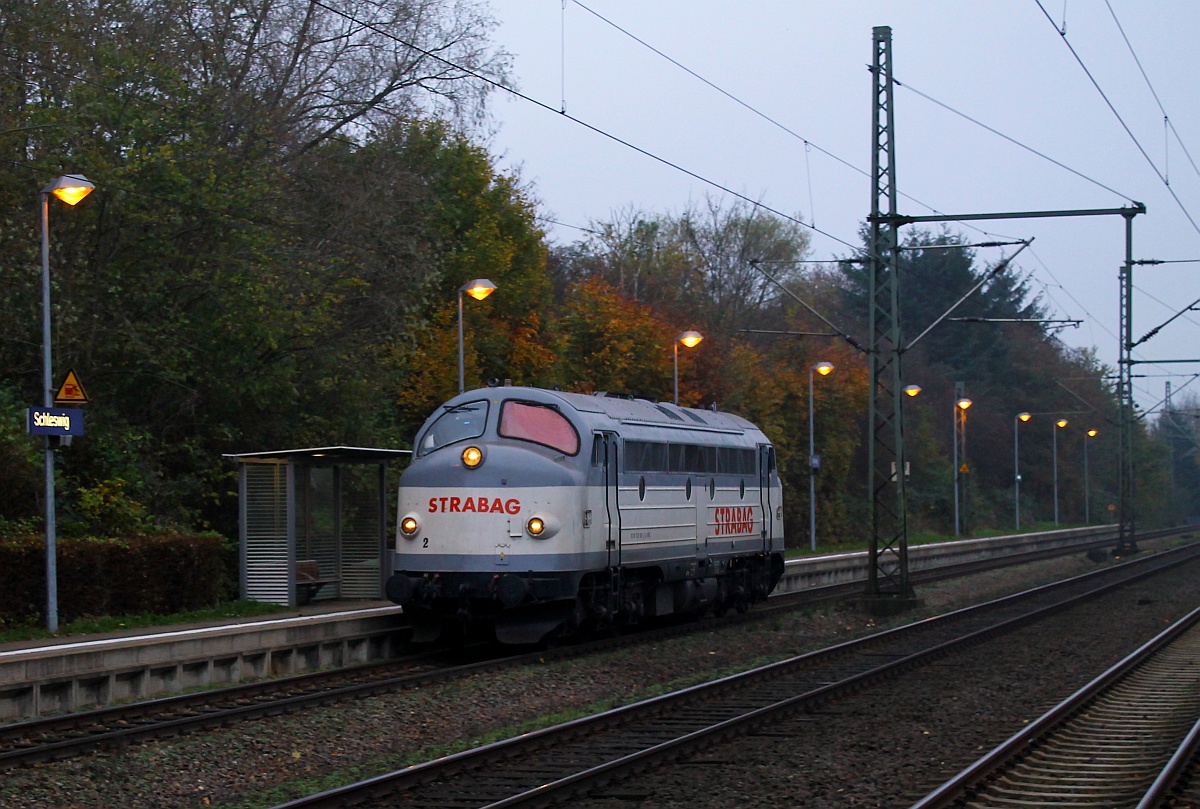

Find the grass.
[{"left": 0, "top": 600, "right": 291, "bottom": 645}]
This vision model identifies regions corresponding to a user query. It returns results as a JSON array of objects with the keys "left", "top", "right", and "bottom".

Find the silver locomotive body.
[{"left": 385, "top": 387, "right": 786, "bottom": 644}]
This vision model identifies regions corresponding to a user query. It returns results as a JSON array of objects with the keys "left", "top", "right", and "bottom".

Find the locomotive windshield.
[
  {"left": 499, "top": 401, "right": 580, "bottom": 455},
  {"left": 417, "top": 400, "right": 489, "bottom": 456}
]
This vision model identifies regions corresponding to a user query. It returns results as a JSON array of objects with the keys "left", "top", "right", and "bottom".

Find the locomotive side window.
[
  {"left": 624, "top": 442, "right": 756, "bottom": 475},
  {"left": 718, "top": 447, "right": 757, "bottom": 475},
  {"left": 418, "top": 400, "right": 489, "bottom": 456},
  {"left": 625, "top": 441, "right": 668, "bottom": 472},
  {"left": 499, "top": 401, "right": 580, "bottom": 455},
  {"left": 684, "top": 444, "right": 716, "bottom": 474}
]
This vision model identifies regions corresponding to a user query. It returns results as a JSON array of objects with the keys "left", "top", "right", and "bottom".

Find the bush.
[
  {"left": 66, "top": 478, "right": 155, "bottom": 538},
  {"left": 0, "top": 532, "right": 237, "bottom": 626}
]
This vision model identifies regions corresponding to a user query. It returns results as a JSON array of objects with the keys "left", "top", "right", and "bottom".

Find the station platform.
[{"left": 0, "top": 600, "right": 405, "bottom": 720}]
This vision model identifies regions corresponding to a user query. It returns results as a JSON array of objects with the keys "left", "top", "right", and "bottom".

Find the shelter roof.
[{"left": 223, "top": 446, "right": 411, "bottom": 463}]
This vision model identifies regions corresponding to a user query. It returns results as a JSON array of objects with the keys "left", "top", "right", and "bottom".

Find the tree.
[
  {"left": 1152, "top": 391, "right": 1200, "bottom": 524},
  {"left": 0, "top": 0, "right": 517, "bottom": 534},
  {"left": 554, "top": 278, "right": 675, "bottom": 398},
  {"left": 675, "top": 197, "right": 811, "bottom": 336},
  {"left": 560, "top": 197, "right": 813, "bottom": 338}
]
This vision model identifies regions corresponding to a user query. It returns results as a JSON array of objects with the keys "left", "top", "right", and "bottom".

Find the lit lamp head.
[
  {"left": 956, "top": 398, "right": 972, "bottom": 411},
  {"left": 462, "top": 278, "right": 497, "bottom": 301},
  {"left": 903, "top": 384, "right": 921, "bottom": 397},
  {"left": 1018, "top": 412, "right": 1031, "bottom": 422},
  {"left": 677, "top": 330, "right": 704, "bottom": 349},
  {"left": 1087, "top": 429, "right": 1098, "bottom": 437},
  {"left": 813, "top": 361, "right": 834, "bottom": 376},
  {"left": 44, "top": 174, "right": 95, "bottom": 206},
  {"left": 1056, "top": 419, "right": 1069, "bottom": 429}
]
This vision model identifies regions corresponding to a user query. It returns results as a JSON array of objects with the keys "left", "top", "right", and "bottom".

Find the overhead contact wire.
[
  {"left": 569, "top": 0, "right": 1018, "bottom": 242},
  {"left": 1104, "top": 0, "right": 1200, "bottom": 185},
  {"left": 1033, "top": 0, "right": 1200, "bottom": 235},
  {"left": 896, "top": 79, "right": 1135, "bottom": 203},
  {"left": 309, "top": 0, "right": 863, "bottom": 259}
]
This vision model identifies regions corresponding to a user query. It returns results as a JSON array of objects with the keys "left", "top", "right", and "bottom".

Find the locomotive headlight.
[
  {"left": 400, "top": 515, "right": 419, "bottom": 537},
  {"left": 524, "top": 514, "right": 560, "bottom": 539},
  {"left": 462, "top": 446, "right": 483, "bottom": 468}
]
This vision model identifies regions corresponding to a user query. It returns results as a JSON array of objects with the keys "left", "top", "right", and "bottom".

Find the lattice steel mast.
[
  {"left": 1118, "top": 211, "right": 1138, "bottom": 553},
  {"left": 865, "top": 26, "right": 912, "bottom": 599}
]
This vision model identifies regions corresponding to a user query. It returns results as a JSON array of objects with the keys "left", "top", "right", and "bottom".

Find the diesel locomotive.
[{"left": 384, "top": 386, "right": 786, "bottom": 644}]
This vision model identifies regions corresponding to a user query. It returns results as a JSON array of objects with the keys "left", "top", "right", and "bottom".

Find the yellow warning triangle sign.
[
  {"left": 54, "top": 369, "right": 89, "bottom": 405},
  {"left": 959, "top": 463, "right": 970, "bottom": 474}
]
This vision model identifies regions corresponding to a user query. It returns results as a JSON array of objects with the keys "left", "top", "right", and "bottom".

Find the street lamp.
[
  {"left": 808, "top": 361, "right": 834, "bottom": 551},
  {"left": 41, "top": 174, "right": 95, "bottom": 633},
  {"left": 1014, "top": 412, "right": 1031, "bottom": 531},
  {"left": 457, "top": 279, "right": 496, "bottom": 393},
  {"left": 1084, "top": 428, "right": 1098, "bottom": 523},
  {"left": 673, "top": 330, "right": 703, "bottom": 405},
  {"left": 1053, "top": 418, "right": 1069, "bottom": 525},
  {"left": 903, "top": 384, "right": 922, "bottom": 397},
  {"left": 953, "top": 397, "right": 972, "bottom": 536}
]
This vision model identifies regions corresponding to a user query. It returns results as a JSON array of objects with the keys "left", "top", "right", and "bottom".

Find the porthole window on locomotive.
[
  {"left": 708, "top": 478, "right": 715, "bottom": 500},
  {"left": 639, "top": 476, "right": 646, "bottom": 501},
  {"left": 739, "top": 479, "right": 745, "bottom": 499},
  {"left": 685, "top": 478, "right": 692, "bottom": 500},
  {"left": 499, "top": 400, "right": 580, "bottom": 455}
]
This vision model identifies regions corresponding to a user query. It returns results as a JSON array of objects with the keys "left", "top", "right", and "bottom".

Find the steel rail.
[
  {"left": 911, "top": 604, "right": 1200, "bottom": 809},
  {"left": 1137, "top": 713, "right": 1200, "bottom": 809},
  {"left": 1, "top": 525, "right": 1190, "bottom": 770},
  {"left": 266, "top": 543, "right": 1200, "bottom": 808}
]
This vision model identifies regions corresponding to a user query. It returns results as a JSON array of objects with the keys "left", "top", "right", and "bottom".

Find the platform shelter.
[{"left": 225, "top": 447, "right": 410, "bottom": 607}]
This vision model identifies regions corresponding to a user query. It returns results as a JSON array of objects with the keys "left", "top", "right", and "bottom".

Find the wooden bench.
[{"left": 295, "top": 560, "right": 339, "bottom": 605}]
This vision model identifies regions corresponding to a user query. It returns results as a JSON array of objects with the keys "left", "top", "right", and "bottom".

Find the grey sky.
[{"left": 485, "top": 1, "right": 1200, "bottom": 413}]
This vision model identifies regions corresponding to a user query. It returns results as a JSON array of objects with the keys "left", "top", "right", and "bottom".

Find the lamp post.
[
  {"left": 40, "top": 174, "right": 95, "bottom": 633},
  {"left": 673, "top": 330, "right": 703, "bottom": 405},
  {"left": 808, "top": 361, "right": 834, "bottom": 551},
  {"left": 457, "top": 279, "right": 496, "bottom": 393},
  {"left": 1014, "top": 412, "right": 1031, "bottom": 531},
  {"left": 1053, "top": 418, "right": 1068, "bottom": 525},
  {"left": 1084, "top": 428, "right": 1098, "bottom": 523},
  {"left": 953, "top": 397, "right": 972, "bottom": 536}
]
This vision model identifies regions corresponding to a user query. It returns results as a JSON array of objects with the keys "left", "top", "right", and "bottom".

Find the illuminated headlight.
[
  {"left": 525, "top": 514, "right": 560, "bottom": 539},
  {"left": 462, "top": 446, "right": 483, "bottom": 468},
  {"left": 400, "top": 515, "right": 419, "bottom": 536}
]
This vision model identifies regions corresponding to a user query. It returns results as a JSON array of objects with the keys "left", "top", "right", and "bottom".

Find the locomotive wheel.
[{"left": 713, "top": 596, "right": 730, "bottom": 618}]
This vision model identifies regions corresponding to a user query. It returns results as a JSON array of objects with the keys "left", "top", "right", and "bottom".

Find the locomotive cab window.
[
  {"left": 418, "top": 400, "right": 489, "bottom": 457},
  {"left": 499, "top": 401, "right": 580, "bottom": 455}
]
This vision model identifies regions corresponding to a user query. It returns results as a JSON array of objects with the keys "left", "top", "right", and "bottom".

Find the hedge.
[{"left": 0, "top": 533, "right": 237, "bottom": 626}]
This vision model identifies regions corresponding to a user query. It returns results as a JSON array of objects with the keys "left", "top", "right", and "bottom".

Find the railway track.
[
  {"left": 262, "top": 542, "right": 1200, "bottom": 809},
  {"left": 0, "top": 527, "right": 1189, "bottom": 771},
  {"left": 912, "top": 603, "right": 1200, "bottom": 809},
  {"left": 0, "top": 590, "right": 824, "bottom": 768}
]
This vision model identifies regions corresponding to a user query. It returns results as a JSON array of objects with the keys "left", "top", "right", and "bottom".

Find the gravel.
[{"left": 1, "top": 545, "right": 1195, "bottom": 809}]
